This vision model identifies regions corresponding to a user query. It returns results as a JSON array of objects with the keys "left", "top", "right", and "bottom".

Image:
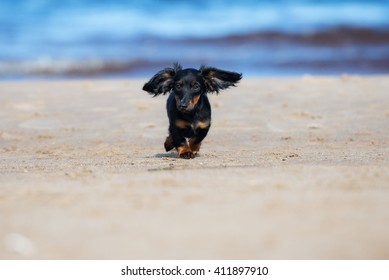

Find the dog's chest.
[{"left": 175, "top": 119, "right": 210, "bottom": 132}]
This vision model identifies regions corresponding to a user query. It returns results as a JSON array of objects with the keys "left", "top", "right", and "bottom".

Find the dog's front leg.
[
  {"left": 167, "top": 125, "right": 194, "bottom": 159},
  {"left": 189, "top": 121, "right": 210, "bottom": 156},
  {"left": 177, "top": 142, "right": 194, "bottom": 159},
  {"left": 175, "top": 136, "right": 193, "bottom": 159}
]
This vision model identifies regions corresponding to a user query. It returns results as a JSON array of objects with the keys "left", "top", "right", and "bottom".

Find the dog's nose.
[
  {"left": 178, "top": 102, "right": 188, "bottom": 110},
  {"left": 178, "top": 104, "right": 188, "bottom": 111}
]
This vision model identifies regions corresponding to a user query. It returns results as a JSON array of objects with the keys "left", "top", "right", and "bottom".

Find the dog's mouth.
[
  {"left": 178, "top": 106, "right": 190, "bottom": 113},
  {"left": 177, "top": 103, "right": 195, "bottom": 113}
]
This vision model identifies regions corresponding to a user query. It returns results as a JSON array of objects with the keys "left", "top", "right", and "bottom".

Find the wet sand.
[{"left": 1, "top": 76, "right": 388, "bottom": 259}]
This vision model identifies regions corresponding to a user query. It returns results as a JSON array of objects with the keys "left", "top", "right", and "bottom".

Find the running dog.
[{"left": 142, "top": 63, "right": 242, "bottom": 159}]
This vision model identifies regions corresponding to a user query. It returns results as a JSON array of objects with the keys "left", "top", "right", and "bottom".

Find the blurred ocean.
[{"left": 0, "top": 0, "right": 389, "bottom": 78}]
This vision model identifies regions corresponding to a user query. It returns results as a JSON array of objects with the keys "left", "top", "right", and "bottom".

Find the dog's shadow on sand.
[
  {"left": 154, "top": 152, "right": 176, "bottom": 159},
  {"left": 153, "top": 152, "right": 202, "bottom": 159}
]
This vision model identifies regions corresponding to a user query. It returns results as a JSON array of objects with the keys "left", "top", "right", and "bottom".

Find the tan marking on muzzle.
[{"left": 192, "top": 95, "right": 201, "bottom": 106}]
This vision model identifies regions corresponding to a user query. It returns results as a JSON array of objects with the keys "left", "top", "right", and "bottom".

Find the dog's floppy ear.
[
  {"left": 143, "top": 63, "right": 182, "bottom": 96},
  {"left": 200, "top": 66, "right": 242, "bottom": 94}
]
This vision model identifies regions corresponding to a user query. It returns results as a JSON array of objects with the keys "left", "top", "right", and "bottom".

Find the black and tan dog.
[{"left": 142, "top": 64, "right": 242, "bottom": 159}]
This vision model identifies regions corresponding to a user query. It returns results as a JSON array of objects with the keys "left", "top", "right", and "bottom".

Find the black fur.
[{"left": 142, "top": 64, "right": 242, "bottom": 159}]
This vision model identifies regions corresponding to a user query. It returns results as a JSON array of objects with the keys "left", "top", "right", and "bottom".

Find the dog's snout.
[
  {"left": 178, "top": 98, "right": 189, "bottom": 110},
  {"left": 178, "top": 103, "right": 188, "bottom": 110}
]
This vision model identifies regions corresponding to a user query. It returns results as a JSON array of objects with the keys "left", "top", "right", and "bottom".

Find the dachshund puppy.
[{"left": 142, "top": 64, "right": 242, "bottom": 159}]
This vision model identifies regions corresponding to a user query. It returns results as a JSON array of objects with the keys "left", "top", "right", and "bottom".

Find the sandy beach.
[{"left": 0, "top": 76, "right": 388, "bottom": 259}]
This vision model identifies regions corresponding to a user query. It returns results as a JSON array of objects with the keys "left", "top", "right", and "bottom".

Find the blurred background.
[{"left": 0, "top": 0, "right": 388, "bottom": 79}]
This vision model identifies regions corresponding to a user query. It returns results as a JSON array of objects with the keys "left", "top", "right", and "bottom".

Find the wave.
[
  {"left": 1, "top": 1, "right": 389, "bottom": 42},
  {"left": 185, "top": 26, "right": 389, "bottom": 46},
  {"left": 0, "top": 58, "right": 166, "bottom": 77},
  {"left": 1, "top": 0, "right": 389, "bottom": 77},
  {"left": 1, "top": 26, "right": 388, "bottom": 78}
]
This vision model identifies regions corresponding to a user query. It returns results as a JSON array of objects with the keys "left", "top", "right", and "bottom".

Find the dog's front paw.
[
  {"left": 179, "top": 151, "right": 195, "bottom": 159},
  {"left": 177, "top": 145, "right": 195, "bottom": 159}
]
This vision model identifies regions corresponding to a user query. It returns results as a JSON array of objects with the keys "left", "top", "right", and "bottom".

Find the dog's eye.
[
  {"left": 175, "top": 83, "right": 182, "bottom": 90},
  {"left": 192, "top": 83, "right": 200, "bottom": 92}
]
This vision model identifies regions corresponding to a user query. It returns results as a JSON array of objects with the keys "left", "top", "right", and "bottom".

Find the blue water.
[{"left": 1, "top": 0, "right": 388, "bottom": 78}]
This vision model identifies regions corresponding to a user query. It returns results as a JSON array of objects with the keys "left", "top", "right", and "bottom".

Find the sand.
[{"left": 0, "top": 76, "right": 388, "bottom": 259}]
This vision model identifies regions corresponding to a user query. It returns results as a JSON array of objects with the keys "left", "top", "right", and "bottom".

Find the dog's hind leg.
[{"left": 164, "top": 135, "right": 174, "bottom": 152}]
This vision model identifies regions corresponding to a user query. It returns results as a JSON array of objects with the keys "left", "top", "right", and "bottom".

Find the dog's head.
[{"left": 142, "top": 63, "right": 242, "bottom": 113}]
